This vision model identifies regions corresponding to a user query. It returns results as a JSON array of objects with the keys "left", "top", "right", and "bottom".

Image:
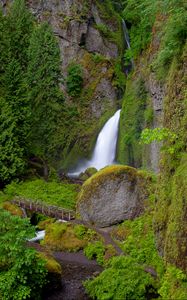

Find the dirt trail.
[
  {"left": 30, "top": 220, "right": 124, "bottom": 299},
  {"left": 45, "top": 255, "right": 102, "bottom": 300},
  {"left": 72, "top": 219, "right": 124, "bottom": 255}
]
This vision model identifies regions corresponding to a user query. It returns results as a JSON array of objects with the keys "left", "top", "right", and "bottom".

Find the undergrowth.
[{"left": 0, "top": 179, "right": 79, "bottom": 210}]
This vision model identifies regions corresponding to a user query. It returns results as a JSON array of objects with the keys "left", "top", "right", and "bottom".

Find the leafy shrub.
[
  {"left": 0, "top": 209, "right": 47, "bottom": 300},
  {"left": 66, "top": 63, "right": 83, "bottom": 97},
  {"left": 3, "top": 179, "right": 79, "bottom": 209},
  {"left": 84, "top": 241, "right": 105, "bottom": 265},
  {"left": 74, "top": 224, "right": 87, "bottom": 239},
  {"left": 84, "top": 256, "right": 155, "bottom": 300},
  {"left": 140, "top": 127, "right": 182, "bottom": 155},
  {"left": 159, "top": 265, "right": 187, "bottom": 300},
  {"left": 123, "top": 0, "right": 158, "bottom": 58},
  {"left": 119, "top": 215, "right": 164, "bottom": 277},
  {"left": 152, "top": 6, "right": 187, "bottom": 76}
]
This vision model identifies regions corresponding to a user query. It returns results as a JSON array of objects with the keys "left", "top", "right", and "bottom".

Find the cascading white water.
[
  {"left": 69, "top": 109, "right": 121, "bottom": 176},
  {"left": 89, "top": 109, "right": 121, "bottom": 169},
  {"left": 122, "top": 19, "right": 131, "bottom": 50},
  {"left": 122, "top": 19, "right": 134, "bottom": 72}
]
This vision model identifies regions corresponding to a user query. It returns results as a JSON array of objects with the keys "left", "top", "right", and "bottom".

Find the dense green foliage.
[
  {"left": 85, "top": 256, "right": 155, "bottom": 300},
  {"left": 0, "top": 0, "right": 34, "bottom": 183},
  {"left": 66, "top": 63, "right": 83, "bottom": 97},
  {"left": 85, "top": 201, "right": 187, "bottom": 299},
  {"left": 0, "top": 0, "right": 64, "bottom": 184},
  {"left": 123, "top": 0, "right": 187, "bottom": 69},
  {"left": 0, "top": 0, "right": 187, "bottom": 298},
  {"left": 27, "top": 22, "right": 64, "bottom": 160},
  {"left": 116, "top": 214, "right": 164, "bottom": 277},
  {"left": 84, "top": 241, "right": 105, "bottom": 265},
  {"left": 118, "top": 0, "right": 187, "bottom": 167},
  {"left": 0, "top": 179, "right": 79, "bottom": 209},
  {"left": 123, "top": 0, "right": 157, "bottom": 58},
  {"left": 158, "top": 265, "right": 187, "bottom": 300},
  {"left": 117, "top": 77, "right": 149, "bottom": 167},
  {"left": 0, "top": 209, "right": 47, "bottom": 299}
]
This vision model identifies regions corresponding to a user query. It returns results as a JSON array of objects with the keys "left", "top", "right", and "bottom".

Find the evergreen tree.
[
  {"left": 0, "top": 0, "right": 34, "bottom": 183},
  {"left": 27, "top": 22, "right": 64, "bottom": 162},
  {"left": 5, "top": 0, "right": 34, "bottom": 68}
]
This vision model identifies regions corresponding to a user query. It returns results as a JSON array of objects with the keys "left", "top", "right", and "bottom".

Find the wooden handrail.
[{"left": 11, "top": 197, "right": 75, "bottom": 221}]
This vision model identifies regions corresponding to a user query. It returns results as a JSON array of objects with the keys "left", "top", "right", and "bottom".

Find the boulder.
[
  {"left": 79, "top": 167, "right": 98, "bottom": 181},
  {"left": 77, "top": 165, "right": 151, "bottom": 227}
]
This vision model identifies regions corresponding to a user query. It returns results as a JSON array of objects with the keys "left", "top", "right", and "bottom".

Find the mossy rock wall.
[
  {"left": 77, "top": 165, "right": 151, "bottom": 227},
  {"left": 153, "top": 44, "right": 187, "bottom": 272},
  {"left": 117, "top": 76, "right": 152, "bottom": 168},
  {"left": 22, "top": 0, "right": 125, "bottom": 170}
]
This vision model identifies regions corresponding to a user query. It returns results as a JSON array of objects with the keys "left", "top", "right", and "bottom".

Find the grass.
[{"left": 0, "top": 179, "right": 80, "bottom": 210}]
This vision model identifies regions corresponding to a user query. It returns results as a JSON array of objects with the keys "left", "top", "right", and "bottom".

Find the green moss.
[
  {"left": 42, "top": 222, "right": 99, "bottom": 252},
  {"left": 153, "top": 44, "right": 187, "bottom": 273},
  {"left": 117, "top": 77, "right": 151, "bottom": 168},
  {"left": 158, "top": 265, "right": 187, "bottom": 300},
  {"left": 156, "top": 154, "right": 187, "bottom": 272},
  {"left": 77, "top": 165, "right": 152, "bottom": 210},
  {"left": 79, "top": 167, "right": 97, "bottom": 181},
  {"left": 37, "top": 218, "right": 55, "bottom": 230},
  {"left": 2, "top": 202, "right": 23, "bottom": 217},
  {"left": 39, "top": 252, "right": 62, "bottom": 275}
]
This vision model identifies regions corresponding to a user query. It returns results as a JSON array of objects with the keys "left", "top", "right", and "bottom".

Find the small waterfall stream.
[
  {"left": 122, "top": 19, "right": 131, "bottom": 50},
  {"left": 122, "top": 19, "right": 134, "bottom": 73},
  {"left": 69, "top": 109, "right": 121, "bottom": 176}
]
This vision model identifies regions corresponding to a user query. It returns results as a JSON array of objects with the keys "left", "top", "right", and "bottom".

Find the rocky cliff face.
[
  {"left": 117, "top": 29, "right": 165, "bottom": 173},
  {"left": 28, "top": 0, "right": 121, "bottom": 115}
]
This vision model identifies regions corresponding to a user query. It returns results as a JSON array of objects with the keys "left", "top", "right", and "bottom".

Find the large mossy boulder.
[{"left": 77, "top": 165, "right": 151, "bottom": 227}]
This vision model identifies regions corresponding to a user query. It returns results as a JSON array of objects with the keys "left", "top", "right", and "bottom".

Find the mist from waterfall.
[{"left": 68, "top": 109, "right": 121, "bottom": 176}]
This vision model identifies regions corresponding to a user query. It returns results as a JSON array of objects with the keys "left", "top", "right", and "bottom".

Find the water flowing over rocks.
[{"left": 77, "top": 165, "right": 151, "bottom": 227}]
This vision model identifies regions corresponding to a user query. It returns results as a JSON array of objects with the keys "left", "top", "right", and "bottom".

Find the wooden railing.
[{"left": 11, "top": 198, "right": 75, "bottom": 221}]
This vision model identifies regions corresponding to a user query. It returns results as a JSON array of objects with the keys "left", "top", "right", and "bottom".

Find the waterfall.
[
  {"left": 122, "top": 19, "right": 134, "bottom": 73},
  {"left": 122, "top": 19, "right": 131, "bottom": 50},
  {"left": 69, "top": 109, "right": 121, "bottom": 176}
]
